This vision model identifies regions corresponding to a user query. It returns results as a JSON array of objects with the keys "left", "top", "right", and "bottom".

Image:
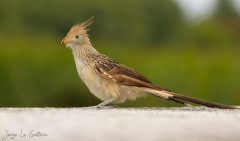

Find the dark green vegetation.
[{"left": 0, "top": 0, "right": 239, "bottom": 107}]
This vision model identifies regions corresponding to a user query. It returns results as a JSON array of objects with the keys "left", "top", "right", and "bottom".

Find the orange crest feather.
[{"left": 67, "top": 16, "right": 94, "bottom": 36}]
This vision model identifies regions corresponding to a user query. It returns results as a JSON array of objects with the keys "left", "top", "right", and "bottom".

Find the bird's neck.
[{"left": 72, "top": 42, "right": 99, "bottom": 64}]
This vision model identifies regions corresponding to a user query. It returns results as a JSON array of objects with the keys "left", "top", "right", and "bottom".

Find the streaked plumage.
[{"left": 61, "top": 17, "right": 236, "bottom": 109}]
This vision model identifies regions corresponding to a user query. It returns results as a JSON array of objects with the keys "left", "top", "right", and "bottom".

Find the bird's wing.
[{"left": 94, "top": 55, "right": 171, "bottom": 92}]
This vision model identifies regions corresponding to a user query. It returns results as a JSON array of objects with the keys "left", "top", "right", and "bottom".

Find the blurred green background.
[{"left": 0, "top": 0, "right": 239, "bottom": 107}]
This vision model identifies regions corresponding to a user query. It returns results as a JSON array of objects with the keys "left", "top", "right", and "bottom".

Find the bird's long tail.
[
  {"left": 171, "top": 92, "right": 236, "bottom": 109},
  {"left": 146, "top": 88, "right": 237, "bottom": 109}
]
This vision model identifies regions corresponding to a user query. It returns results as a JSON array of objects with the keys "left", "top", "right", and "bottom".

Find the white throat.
[{"left": 71, "top": 43, "right": 99, "bottom": 65}]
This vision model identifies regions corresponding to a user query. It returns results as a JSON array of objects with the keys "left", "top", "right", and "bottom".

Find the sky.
[{"left": 175, "top": 0, "right": 240, "bottom": 20}]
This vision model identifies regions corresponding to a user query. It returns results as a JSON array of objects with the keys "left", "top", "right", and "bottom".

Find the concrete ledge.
[{"left": 0, "top": 107, "right": 240, "bottom": 141}]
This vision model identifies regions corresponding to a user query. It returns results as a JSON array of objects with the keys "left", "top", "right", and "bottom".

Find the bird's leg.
[{"left": 97, "top": 98, "right": 115, "bottom": 108}]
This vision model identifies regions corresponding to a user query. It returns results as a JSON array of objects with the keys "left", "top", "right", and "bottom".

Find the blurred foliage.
[
  {"left": 0, "top": 0, "right": 184, "bottom": 45},
  {"left": 0, "top": 0, "right": 239, "bottom": 107}
]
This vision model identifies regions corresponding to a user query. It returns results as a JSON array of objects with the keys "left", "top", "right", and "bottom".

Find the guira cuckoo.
[{"left": 61, "top": 17, "right": 236, "bottom": 109}]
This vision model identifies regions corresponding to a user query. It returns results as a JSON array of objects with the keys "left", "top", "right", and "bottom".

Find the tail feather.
[
  {"left": 171, "top": 92, "right": 237, "bottom": 109},
  {"left": 168, "top": 97, "right": 189, "bottom": 106},
  {"left": 147, "top": 88, "right": 237, "bottom": 109}
]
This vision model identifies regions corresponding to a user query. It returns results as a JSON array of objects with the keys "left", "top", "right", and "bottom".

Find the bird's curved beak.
[{"left": 61, "top": 38, "right": 68, "bottom": 44}]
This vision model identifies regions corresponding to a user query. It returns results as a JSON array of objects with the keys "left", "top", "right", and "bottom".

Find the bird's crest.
[{"left": 67, "top": 17, "right": 94, "bottom": 36}]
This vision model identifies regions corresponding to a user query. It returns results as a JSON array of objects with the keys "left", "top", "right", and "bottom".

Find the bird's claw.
[{"left": 97, "top": 105, "right": 118, "bottom": 109}]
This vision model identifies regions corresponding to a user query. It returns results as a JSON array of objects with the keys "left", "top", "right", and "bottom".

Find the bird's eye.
[{"left": 75, "top": 35, "right": 79, "bottom": 39}]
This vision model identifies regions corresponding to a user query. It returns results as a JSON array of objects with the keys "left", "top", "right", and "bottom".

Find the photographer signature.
[{"left": 2, "top": 129, "right": 47, "bottom": 140}]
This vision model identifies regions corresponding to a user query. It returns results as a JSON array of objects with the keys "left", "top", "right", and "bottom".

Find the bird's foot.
[
  {"left": 82, "top": 98, "right": 117, "bottom": 109},
  {"left": 97, "top": 105, "right": 118, "bottom": 109},
  {"left": 81, "top": 106, "right": 98, "bottom": 109},
  {"left": 81, "top": 105, "right": 118, "bottom": 109},
  {"left": 96, "top": 98, "right": 116, "bottom": 107}
]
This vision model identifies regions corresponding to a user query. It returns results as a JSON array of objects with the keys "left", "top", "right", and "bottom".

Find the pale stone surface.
[{"left": 0, "top": 107, "right": 240, "bottom": 141}]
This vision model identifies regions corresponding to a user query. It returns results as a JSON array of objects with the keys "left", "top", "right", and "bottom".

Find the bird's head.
[{"left": 61, "top": 17, "right": 94, "bottom": 48}]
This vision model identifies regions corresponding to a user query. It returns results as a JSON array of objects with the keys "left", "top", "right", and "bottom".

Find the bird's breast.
[
  {"left": 74, "top": 59, "right": 121, "bottom": 101},
  {"left": 74, "top": 58, "right": 147, "bottom": 103}
]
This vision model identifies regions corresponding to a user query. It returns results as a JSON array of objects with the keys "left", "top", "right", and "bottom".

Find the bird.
[{"left": 61, "top": 17, "right": 236, "bottom": 109}]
